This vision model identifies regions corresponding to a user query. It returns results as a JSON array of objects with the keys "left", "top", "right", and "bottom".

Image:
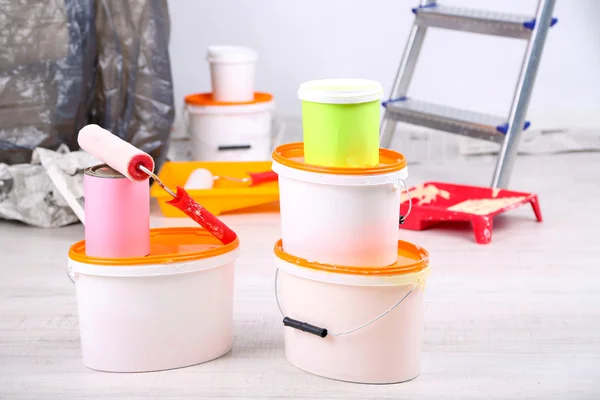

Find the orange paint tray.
[{"left": 150, "top": 161, "right": 279, "bottom": 217}]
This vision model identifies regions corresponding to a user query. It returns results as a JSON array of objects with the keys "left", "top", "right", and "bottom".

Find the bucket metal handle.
[
  {"left": 182, "top": 104, "right": 190, "bottom": 130},
  {"left": 274, "top": 268, "right": 419, "bottom": 338},
  {"left": 398, "top": 178, "right": 412, "bottom": 224},
  {"left": 67, "top": 263, "right": 75, "bottom": 284}
]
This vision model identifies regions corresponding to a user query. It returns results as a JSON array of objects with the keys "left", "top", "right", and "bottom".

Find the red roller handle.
[
  {"left": 247, "top": 171, "right": 278, "bottom": 186},
  {"left": 166, "top": 186, "right": 237, "bottom": 245}
]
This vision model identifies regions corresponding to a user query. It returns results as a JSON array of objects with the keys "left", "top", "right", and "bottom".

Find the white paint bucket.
[
  {"left": 185, "top": 92, "right": 274, "bottom": 161},
  {"left": 67, "top": 228, "right": 239, "bottom": 373},
  {"left": 207, "top": 45, "right": 257, "bottom": 102},
  {"left": 272, "top": 142, "right": 409, "bottom": 267},
  {"left": 274, "top": 239, "right": 430, "bottom": 384}
]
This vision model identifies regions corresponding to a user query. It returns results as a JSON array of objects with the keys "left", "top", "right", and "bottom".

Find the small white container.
[
  {"left": 184, "top": 92, "right": 274, "bottom": 161},
  {"left": 272, "top": 143, "right": 409, "bottom": 267},
  {"left": 274, "top": 239, "right": 430, "bottom": 384},
  {"left": 67, "top": 228, "right": 239, "bottom": 373},
  {"left": 207, "top": 45, "right": 257, "bottom": 102}
]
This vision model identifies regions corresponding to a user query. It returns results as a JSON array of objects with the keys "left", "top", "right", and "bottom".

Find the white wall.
[{"left": 168, "top": 0, "right": 600, "bottom": 132}]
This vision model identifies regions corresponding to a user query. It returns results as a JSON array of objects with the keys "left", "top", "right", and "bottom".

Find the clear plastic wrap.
[
  {"left": 90, "top": 0, "right": 174, "bottom": 168},
  {"left": 0, "top": 146, "right": 98, "bottom": 228},
  {"left": 0, "top": 0, "right": 174, "bottom": 227},
  {"left": 0, "top": 0, "right": 174, "bottom": 167}
]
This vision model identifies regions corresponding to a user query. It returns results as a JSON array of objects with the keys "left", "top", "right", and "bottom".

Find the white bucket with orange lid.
[
  {"left": 274, "top": 239, "right": 430, "bottom": 384},
  {"left": 184, "top": 92, "right": 274, "bottom": 162},
  {"left": 67, "top": 227, "right": 239, "bottom": 373},
  {"left": 272, "top": 142, "right": 410, "bottom": 267}
]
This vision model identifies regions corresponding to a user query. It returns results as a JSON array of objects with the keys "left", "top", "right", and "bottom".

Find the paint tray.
[
  {"left": 151, "top": 161, "right": 279, "bottom": 217},
  {"left": 399, "top": 181, "right": 542, "bottom": 244}
]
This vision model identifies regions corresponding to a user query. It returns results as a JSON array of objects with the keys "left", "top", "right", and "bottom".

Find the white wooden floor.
[{"left": 1, "top": 153, "right": 599, "bottom": 399}]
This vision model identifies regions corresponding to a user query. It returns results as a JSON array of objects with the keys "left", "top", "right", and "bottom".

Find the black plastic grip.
[
  {"left": 218, "top": 144, "right": 252, "bottom": 151},
  {"left": 283, "top": 317, "right": 328, "bottom": 338}
]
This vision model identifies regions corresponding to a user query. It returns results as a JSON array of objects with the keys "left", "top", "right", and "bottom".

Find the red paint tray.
[{"left": 399, "top": 181, "right": 542, "bottom": 244}]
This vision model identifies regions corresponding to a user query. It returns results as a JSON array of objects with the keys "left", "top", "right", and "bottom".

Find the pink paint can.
[{"left": 84, "top": 164, "right": 150, "bottom": 258}]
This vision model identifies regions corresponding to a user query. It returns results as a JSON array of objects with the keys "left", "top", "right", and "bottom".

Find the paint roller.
[
  {"left": 184, "top": 168, "right": 278, "bottom": 190},
  {"left": 78, "top": 124, "right": 237, "bottom": 245}
]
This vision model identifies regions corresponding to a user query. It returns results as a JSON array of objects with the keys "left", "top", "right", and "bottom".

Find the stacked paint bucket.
[
  {"left": 184, "top": 46, "right": 275, "bottom": 162},
  {"left": 272, "top": 79, "right": 431, "bottom": 384},
  {"left": 67, "top": 164, "right": 240, "bottom": 372}
]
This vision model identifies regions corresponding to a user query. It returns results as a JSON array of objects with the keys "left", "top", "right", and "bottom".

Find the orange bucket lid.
[
  {"left": 69, "top": 227, "right": 239, "bottom": 266},
  {"left": 274, "top": 239, "right": 428, "bottom": 276},
  {"left": 185, "top": 92, "right": 273, "bottom": 107},
  {"left": 272, "top": 142, "right": 406, "bottom": 175}
]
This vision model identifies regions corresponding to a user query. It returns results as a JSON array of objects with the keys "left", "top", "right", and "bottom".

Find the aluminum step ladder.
[{"left": 380, "top": 0, "right": 557, "bottom": 188}]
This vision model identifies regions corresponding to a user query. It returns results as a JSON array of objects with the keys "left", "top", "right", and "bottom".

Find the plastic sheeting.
[
  {"left": 0, "top": 0, "right": 174, "bottom": 166},
  {"left": 0, "top": 0, "right": 174, "bottom": 227},
  {"left": 0, "top": 146, "right": 98, "bottom": 228}
]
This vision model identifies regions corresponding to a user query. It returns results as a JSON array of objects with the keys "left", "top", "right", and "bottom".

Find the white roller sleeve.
[
  {"left": 184, "top": 168, "right": 215, "bottom": 190},
  {"left": 78, "top": 124, "right": 155, "bottom": 181}
]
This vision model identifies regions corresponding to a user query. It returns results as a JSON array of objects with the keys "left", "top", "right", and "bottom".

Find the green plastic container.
[{"left": 298, "top": 79, "right": 383, "bottom": 168}]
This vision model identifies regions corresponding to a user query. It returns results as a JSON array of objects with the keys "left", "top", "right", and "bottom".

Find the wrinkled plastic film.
[
  {"left": 91, "top": 0, "right": 174, "bottom": 169},
  {"left": 0, "top": 0, "right": 174, "bottom": 168},
  {"left": 0, "top": 0, "right": 174, "bottom": 227},
  {"left": 0, "top": 0, "right": 96, "bottom": 164}
]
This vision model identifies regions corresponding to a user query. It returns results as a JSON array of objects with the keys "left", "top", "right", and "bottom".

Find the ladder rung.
[
  {"left": 413, "top": 4, "right": 558, "bottom": 40},
  {"left": 383, "top": 98, "right": 531, "bottom": 144}
]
